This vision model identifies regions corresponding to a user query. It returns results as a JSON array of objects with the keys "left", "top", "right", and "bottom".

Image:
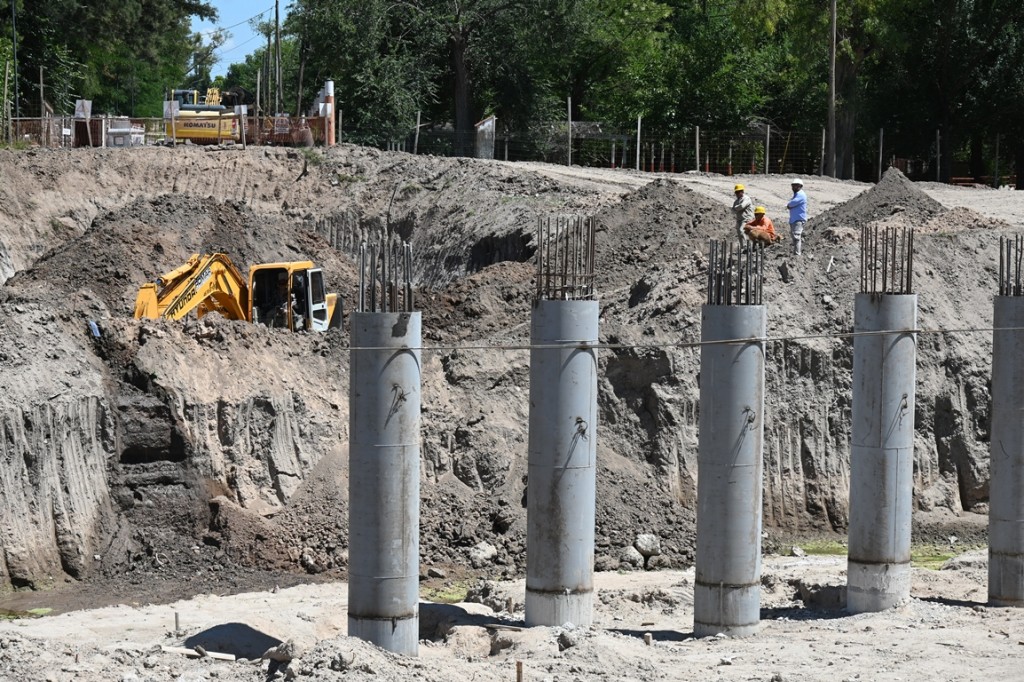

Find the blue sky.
[{"left": 191, "top": 1, "right": 290, "bottom": 77}]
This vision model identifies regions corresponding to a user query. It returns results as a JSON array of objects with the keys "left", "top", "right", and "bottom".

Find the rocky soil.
[{"left": 0, "top": 145, "right": 1022, "bottom": 670}]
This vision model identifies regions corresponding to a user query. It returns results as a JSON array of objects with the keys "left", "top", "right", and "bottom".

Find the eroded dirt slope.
[{"left": 0, "top": 147, "right": 1019, "bottom": 601}]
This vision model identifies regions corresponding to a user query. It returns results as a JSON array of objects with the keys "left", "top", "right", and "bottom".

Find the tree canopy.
[{"left": 2, "top": 0, "right": 1022, "bottom": 178}]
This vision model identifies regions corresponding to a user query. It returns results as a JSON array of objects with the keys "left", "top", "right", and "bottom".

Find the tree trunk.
[{"left": 450, "top": 32, "right": 472, "bottom": 157}]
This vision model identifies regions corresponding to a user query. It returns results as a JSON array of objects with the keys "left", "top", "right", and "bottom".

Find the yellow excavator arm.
[{"left": 134, "top": 253, "right": 250, "bottom": 322}]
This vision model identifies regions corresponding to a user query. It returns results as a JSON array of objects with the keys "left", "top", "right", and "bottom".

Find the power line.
[
  {"left": 214, "top": 32, "right": 264, "bottom": 59},
  {"left": 197, "top": 4, "right": 274, "bottom": 36}
]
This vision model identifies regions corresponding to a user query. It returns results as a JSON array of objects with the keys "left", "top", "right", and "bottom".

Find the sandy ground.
[
  {"left": 515, "top": 163, "right": 1024, "bottom": 227},
  {"left": 0, "top": 553, "right": 1018, "bottom": 681}
]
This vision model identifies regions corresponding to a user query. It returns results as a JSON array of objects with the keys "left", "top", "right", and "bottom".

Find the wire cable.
[
  {"left": 197, "top": 4, "right": 274, "bottom": 36},
  {"left": 345, "top": 324, "right": 1024, "bottom": 352}
]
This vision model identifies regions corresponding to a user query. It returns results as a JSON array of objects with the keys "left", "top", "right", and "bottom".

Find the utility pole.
[
  {"left": 827, "top": 0, "right": 837, "bottom": 178},
  {"left": 275, "top": 0, "right": 282, "bottom": 116},
  {"left": 10, "top": 0, "right": 19, "bottom": 120}
]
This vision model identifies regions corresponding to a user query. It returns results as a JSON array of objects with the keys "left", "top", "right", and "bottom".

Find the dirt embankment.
[{"left": 0, "top": 147, "right": 1017, "bottom": 605}]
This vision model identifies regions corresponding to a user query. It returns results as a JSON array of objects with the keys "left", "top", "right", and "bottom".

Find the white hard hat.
[{"left": 790, "top": 178, "right": 804, "bottom": 186}]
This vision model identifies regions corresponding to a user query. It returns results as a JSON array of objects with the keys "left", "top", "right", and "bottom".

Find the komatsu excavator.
[{"left": 133, "top": 253, "right": 342, "bottom": 332}]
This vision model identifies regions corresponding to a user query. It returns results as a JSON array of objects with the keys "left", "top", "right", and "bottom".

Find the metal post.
[
  {"left": 847, "top": 293, "right": 917, "bottom": 613},
  {"left": 878, "top": 129, "right": 884, "bottom": 181},
  {"left": 3, "top": 60, "right": 8, "bottom": 145},
  {"left": 827, "top": 0, "right": 836, "bottom": 177},
  {"left": 694, "top": 304, "right": 766, "bottom": 637},
  {"left": 567, "top": 96, "right": 572, "bottom": 166},
  {"left": 525, "top": 299, "right": 598, "bottom": 627},
  {"left": 38, "top": 65, "right": 43, "bottom": 145},
  {"left": 635, "top": 116, "right": 641, "bottom": 171},
  {"left": 820, "top": 128, "right": 826, "bottom": 176},
  {"left": 989, "top": 281, "right": 1024, "bottom": 605},
  {"left": 765, "top": 125, "right": 770, "bottom": 176},
  {"left": 936, "top": 129, "right": 941, "bottom": 182},
  {"left": 325, "top": 80, "right": 335, "bottom": 146},
  {"left": 348, "top": 311, "right": 421, "bottom": 655},
  {"left": 695, "top": 126, "right": 700, "bottom": 172},
  {"left": 413, "top": 110, "right": 420, "bottom": 154}
]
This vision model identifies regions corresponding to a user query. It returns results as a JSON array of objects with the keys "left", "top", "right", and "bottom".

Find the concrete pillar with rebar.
[
  {"left": 693, "top": 240, "right": 766, "bottom": 637},
  {"left": 525, "top": 216, "right": 598, "bottom": 628},
  {"left": 990, "top": 236, "right": 1024, "bottom": 606},
  {"left": 348, "top": 238, "right": 420, "bottom": 655},
  {"left": 847, "top": 226, "right": 917, "bottom": 613}
]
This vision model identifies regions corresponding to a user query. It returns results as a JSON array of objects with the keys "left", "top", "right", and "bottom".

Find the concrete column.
[
  {"left": 989, "top": 296, "right": 1024, "bottom": 606},
  {"left": 847, "top": 293, "right": 917, "bottom": 613},
  {"left": 525, "top": 300, "right": 599, "bottom": 627},
  {"left": 348, "top": 311, "right": 421, "bottom": 655},
  {"left": 693, "top": 304, "right": 766, "bottom": 637},
  {"left": 325, "top": 80, "right": 335, "bottom": 147}
]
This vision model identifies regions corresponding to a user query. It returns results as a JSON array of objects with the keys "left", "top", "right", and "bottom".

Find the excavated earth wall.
[{"left": 0, "top": 147, "right": 1015, "bottom": 594}]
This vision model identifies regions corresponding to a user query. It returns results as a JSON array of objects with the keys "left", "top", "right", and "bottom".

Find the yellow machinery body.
[
  {"left": 134, "top": 253, "right": 342, "bottom": 332},
  {"left": 164, "top": 88, "right": 240, "bottom": 143}
]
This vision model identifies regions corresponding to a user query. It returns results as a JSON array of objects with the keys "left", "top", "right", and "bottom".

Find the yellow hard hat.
[
  {"left": 754, "top": 206, "right": 766, "bottom": 215},
  {"left": 734, "top": 184, "right": 745, "bottom": 192}
]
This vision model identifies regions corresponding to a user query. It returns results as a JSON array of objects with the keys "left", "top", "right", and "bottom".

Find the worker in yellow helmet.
[
  {"left": 743, "top": 206, "right": 781, "bottom": 245},
  {"left": 731, "top": 183, "right": 754, "bottom": 242}
]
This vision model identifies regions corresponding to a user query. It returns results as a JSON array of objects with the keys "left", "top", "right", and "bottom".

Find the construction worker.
[
  {"left": 743, "top": 206, "right": 779, "bottom": 245},
  {"left": 787, "top": 178, "right": 809, "bottom": 255},
  {"left": 732, "top": 183, "right": 754, "bottom": 242}
]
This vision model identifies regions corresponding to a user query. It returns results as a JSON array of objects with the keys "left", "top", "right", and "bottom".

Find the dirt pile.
[{"left": 810, "top": 166, "right": 946, "bottom": 241}]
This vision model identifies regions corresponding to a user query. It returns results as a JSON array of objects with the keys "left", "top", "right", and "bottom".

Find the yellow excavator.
[
  {"left": 165, "top": 88, "right": 239, "bottom": 143},
  {"left": 133, "top": 253, "right": 343, "bottom": 332}
]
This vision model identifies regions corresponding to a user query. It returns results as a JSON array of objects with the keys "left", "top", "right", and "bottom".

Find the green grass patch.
[
  {"left": 795, "top": 540, "right": 960, "bottom": 570},
  {"left": 300, "top": 148, "right": 324, "bottom": 166},
  {"left": 0, "top": 607, "right": 51, "bottom": 620},
  {"left": 421, "top": 581, "right": 471, "bottom": 604},
  {"left": 911, "top": 546, "right": 957, "bottom": 570},
  {"left": 799, "top": 539, "right": 848, "bottom": 556},
  {"left": 334, "top": 173, "right": 365, "bottom": 184}
]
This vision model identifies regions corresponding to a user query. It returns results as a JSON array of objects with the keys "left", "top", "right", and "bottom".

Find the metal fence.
[
  {"left": 2, "top": 115, "right": 331, "bottom": 148},
  {"left": 3, "top": 113, "right": 1016, "bottom": 188}
]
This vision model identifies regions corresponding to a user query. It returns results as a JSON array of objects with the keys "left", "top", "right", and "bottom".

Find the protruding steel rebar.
[
  {"left": 860, "top": 225, "right": 914, "bottom": 295},
  {"left": 358, "top": 234, "right": 415, "bottom": 312},
  {"left": 998, "top": 235, "right": 1024, "bottom": 297},
  {"left": 535, "top": 216, "right": 597, "bottom": 302},
  {"left": 706, "top": 239, "right": 764, "bottom": 306}
]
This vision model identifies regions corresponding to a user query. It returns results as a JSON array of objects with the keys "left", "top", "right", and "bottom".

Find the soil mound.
[
  {"left": 918, "top": 205, "right": 1015, "bottom": 233},
  {"left": 812, "top": 166, "right": 946, "bottom": 234},
  {"left": 16, "top": 194, "right": 358, "bottom": 316}
]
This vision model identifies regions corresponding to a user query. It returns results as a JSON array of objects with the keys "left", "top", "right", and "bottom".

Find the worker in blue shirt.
[{"left": 787, "top": 178, "right": 808, "bottom": 256}]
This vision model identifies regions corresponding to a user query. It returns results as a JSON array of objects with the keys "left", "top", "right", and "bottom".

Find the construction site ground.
[{"left": 0, "top": 145, "right": 1022, "bottom": 681}]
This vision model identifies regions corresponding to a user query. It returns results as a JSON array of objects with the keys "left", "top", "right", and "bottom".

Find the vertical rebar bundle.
[
  {"left": 535, "top": 216, "right": 596, "bottom": 301},
  {"left": 860, "top": 226, "right": 914, "bottom": 295},
  {"left": 526, "top": 219, "right": 599, "bottom": 627},
  {"left": 997, "top": 235, "right": 1024, "bottom": 297},
  {"left": 358, "top": 236, "right": 414, "bottom": 313},
  {"left": 848, "top": 227, "right": 918, "bottom": 612},
  {"left": 693, "top": 303, "right": 766, "bottom": 637},
  {"left": 990, "top": 235, "right": 1024, "bottom": 606},
  {"left": 706, "top": 239, "right": 764, "bottom": 306}
]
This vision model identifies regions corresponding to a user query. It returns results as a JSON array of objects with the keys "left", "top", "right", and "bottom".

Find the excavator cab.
[{"left": 249, "top": 262, "right": 342, "bottom": 332}]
